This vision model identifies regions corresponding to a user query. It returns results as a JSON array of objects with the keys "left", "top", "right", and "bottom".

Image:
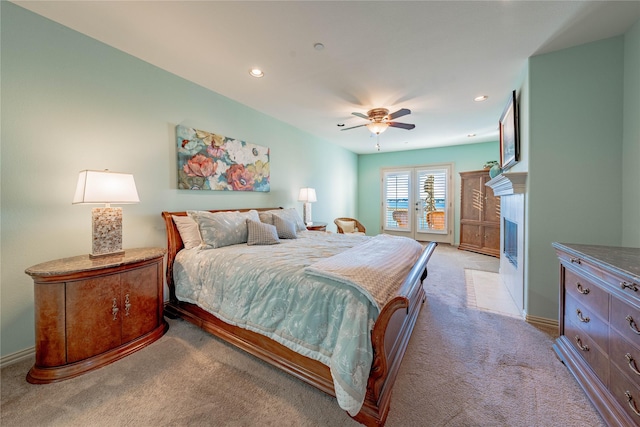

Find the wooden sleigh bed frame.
[{"left": 161, "top": 208, "right": 437, "bottom": 426}]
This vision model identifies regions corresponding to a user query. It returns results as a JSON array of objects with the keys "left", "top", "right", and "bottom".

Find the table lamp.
[
  {"left": 298, "top": 187, "right": 317, "bottom": 225},
  {"left": 73, "top": 170, "right": 140, "bottom": 258}
]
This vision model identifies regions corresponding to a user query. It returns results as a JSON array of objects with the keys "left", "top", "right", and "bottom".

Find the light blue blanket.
[{"left": 173, "top": 231, "right": 405, "bottom": 414}]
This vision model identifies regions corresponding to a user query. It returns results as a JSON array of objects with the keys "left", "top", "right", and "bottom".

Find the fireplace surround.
[{"left": 485, "top": 172, "right": 527, "bottom": 315}]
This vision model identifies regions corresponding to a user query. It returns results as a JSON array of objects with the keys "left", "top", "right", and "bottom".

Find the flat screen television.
[{"left": 499, "top": 90, "right": 519, "bottom": 171}]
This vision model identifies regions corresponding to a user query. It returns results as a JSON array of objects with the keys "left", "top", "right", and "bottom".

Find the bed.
[{"left": 162, "top": 207, "right": 437, "bottom": 426}]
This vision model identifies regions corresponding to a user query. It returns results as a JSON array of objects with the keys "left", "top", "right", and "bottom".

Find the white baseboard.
[
  {"left": 1, "top": 347, "right": 35, "bottom": 369},
  {"left": 525, "top": 314, "right": 558, "bottom": 330}
]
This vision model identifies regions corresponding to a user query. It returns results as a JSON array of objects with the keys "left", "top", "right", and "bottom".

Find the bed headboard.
[{"left": 161, "top": 207, "right": 282, "bottom": 302}]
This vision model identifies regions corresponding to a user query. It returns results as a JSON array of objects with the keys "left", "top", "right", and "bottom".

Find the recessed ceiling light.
[
  {"left": 314, "top": 43, "right": 325, "bottom": 51},
  {"left": 337, "top": 123, "right": 345, "bottom": 127},
  {"left": 474, "top": 95, "right": 488, "bottom": 102},
  {"left": 467, "top": 133, "right": 476, "bottom": 137},
  {"left": 249, "top": 68, "right": 264, "bottom": 78}
]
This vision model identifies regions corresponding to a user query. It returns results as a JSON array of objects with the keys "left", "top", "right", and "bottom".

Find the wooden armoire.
[{"left": 459, "top": 169, "right": 500, "bottom": 257}]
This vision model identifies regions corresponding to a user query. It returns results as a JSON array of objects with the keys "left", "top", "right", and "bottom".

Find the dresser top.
[
  {"left": 25, "top": 247, "right": 166, "bottom": 277},
  {"left": 552, "top": 243, "right": 640, "bottom": 281}
]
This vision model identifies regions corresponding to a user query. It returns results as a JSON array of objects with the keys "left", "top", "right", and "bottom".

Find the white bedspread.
[{"left": 305, "top": 234, "right": 424, "bottom": 310}]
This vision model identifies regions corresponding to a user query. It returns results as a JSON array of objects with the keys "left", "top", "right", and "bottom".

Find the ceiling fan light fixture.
[{"left": 366, "top": 122, "right": 389, "bottom": 135}]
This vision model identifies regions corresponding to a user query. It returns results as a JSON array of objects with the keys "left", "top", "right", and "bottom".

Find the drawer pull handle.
[
  {"left": 576, "top": 309, "right": 590, "bottom": 323},
  {"left": 576, "top": 283, "right": 590, "bottom": 295},
  {"left": 625, "top": 391, "right": 640, "bottom": 417},
  {"left": 627, "top": 315, "right": 640, "bottom": 335},
  {"left": 111, "top": 297, "right": 119, "bottom": 321},
  {"left": 574, "top": 336, "right": 589, "bottom": 351},
  {"left": 124, "top": 294, "right": 131, "bottom": 316},
  {"left": 570, "top": 257, "right": 581, "bottom": 264},
  {"left": 626, "top": 353, "right": 640, "bottom": 376},
  {"left": 622, "top": 282, "right": 639, "bottom": 292}
]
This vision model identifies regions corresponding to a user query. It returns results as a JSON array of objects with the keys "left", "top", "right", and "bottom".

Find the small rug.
[{"left": 465, "top": 268, "right": 521, "bottom": 318}]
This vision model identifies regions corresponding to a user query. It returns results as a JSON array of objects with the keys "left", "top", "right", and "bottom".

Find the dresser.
[
  {"left": 25, "top": 247, "right": 168, "bottom": 384},
  {"left": 553, "top": 243, "right": 640, "bottom": 426},
  {"left": 459, "top": 170, "right": 500, "bottom": 257}
]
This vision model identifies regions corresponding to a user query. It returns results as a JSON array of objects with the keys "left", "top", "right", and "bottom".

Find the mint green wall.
[
  {"left": 0, "top": 3, "right": 357, "bottom": 358},
  {"left": 357, "top": 142, "right": 499, "bottom": 240},
  {"left": 527, "top": 36, "right": 625, "bottom": 320},
  {"left": 623, "top": 20, "right": 640, "bottom": 247}
]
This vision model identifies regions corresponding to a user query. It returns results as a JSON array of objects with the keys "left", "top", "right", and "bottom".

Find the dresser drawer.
[
  {"left": 610, "top": 364, "right": 640, "bottom": 424},
  {"left": 565, "top": 317, "right": 609, "bottom": 387},
  {"left": 611, "top": 296, "right": 640, "bottom": 348},
  {"left": 564, "top": 268, "right": 609, "bottom": 318},
  {"left": 565, "top": 293, "right": 608, "bottom": 353},
  {"left": 610, "top": 329, "right": 640, "bottom": 388}
]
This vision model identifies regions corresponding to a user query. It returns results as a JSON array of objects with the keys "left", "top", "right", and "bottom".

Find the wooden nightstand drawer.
[{"left": 564, "top": 268, "right": 609, "bottom": 318}]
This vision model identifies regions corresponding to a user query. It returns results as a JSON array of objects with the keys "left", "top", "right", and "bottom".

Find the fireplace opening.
[{"left": 504, "top": 219, "right": 517, "bottom": 267}]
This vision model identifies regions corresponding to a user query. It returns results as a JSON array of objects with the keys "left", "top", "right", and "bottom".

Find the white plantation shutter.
[{"left": 383, "top": 171, "right": 410, "bottom": 229}]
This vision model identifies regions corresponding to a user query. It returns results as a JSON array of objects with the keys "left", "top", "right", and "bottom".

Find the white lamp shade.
[
  {"left": 73, "top": 170, "right": 140, "bottom": 204},
  {"left": 298, "top": 187, "right": 317, "bottom": 203}
]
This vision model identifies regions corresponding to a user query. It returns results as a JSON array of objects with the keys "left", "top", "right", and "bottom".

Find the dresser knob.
[
  {"left": 574, "top": 336, "right": 589, "bottom": 351},
  {"left": 626, "top": 353, "right": 640, "bottom": 376},
  {"left": 627, "top": 315, "right": 640, "bottom": 335},
  {"left": 625, "top": 391, "right": 640, "bottom": 416},
  {"left": 576, "top": 282, "right": 590, "bottom": 295},
  {"left": 576, "top": 309, "right": 590, "bottom": 323},
  {"left": 111, "top": 297, "right": 119, "bottom": 321}
]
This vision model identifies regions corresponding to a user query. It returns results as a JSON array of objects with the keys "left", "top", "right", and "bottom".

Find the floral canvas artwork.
[{"left": 177, "top": 125, "right": 270, "bottom": 192}]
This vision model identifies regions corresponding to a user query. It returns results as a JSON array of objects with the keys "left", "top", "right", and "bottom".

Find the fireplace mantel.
[{"left": 485, "top": 172, "right": 527, "bottom": 196}]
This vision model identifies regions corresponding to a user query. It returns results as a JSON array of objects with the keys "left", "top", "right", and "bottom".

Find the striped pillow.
[{"left": 246, "top": 219, "right": 280, "bottom": 246}]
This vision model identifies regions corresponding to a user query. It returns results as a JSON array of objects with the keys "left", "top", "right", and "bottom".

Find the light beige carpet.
[
  {"left": 1, "top": 244, "right": 604, "bottom": 426},
  {"left": 465, "top": 269, "right": 521, "bottom": 318}
]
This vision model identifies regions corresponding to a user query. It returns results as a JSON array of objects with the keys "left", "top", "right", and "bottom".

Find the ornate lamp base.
[
  {"left": 91, "top": 207, "right": 124, "bottom": 258},
  {"left": 302, "top": 202, "right": 312, "bottom": 225}
]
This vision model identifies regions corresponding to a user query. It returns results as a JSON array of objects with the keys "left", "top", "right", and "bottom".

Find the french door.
[{"left": 382, "top": 163, "right": 453, "bottom": 243}]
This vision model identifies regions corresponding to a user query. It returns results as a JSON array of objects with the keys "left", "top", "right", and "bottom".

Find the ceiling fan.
[{"left": 340, "top": 108, "right": 416, "bottom": 134}]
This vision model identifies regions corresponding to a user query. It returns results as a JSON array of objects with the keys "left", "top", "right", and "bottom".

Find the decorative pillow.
[
  {"left": 336, "top": 219, "right": 356, "bottom": 233},
  {"left": 188, "top": 210, "right": 260, "bottom": 249},
  {"left": 172, "top": 215, "right": 202, "bottom": 250},
  {"left": 272, "top": 215, "right": 297, "bottom": 239},
  {"left": 246, "top": 219, "right": 280, "bottom": 246},
  {"left": 258, "top": 212, "right": 274, "bottom": 225},
  {"left": 269, "top": 208, "right": 306, "bottom": 232}
]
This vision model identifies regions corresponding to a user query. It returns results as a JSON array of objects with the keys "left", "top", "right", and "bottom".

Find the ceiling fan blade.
[
  {"left": 340, "top": 124, "right": 367, "bottom": 131},
  {"left": 352, "top": 112, "right": 369, "bottom": 120},
  {"left": 388, "top": 108, "right": 411, "bottom": 120},
  {"left": 389, "top": 122, "right": 415, "bottom": 130}
]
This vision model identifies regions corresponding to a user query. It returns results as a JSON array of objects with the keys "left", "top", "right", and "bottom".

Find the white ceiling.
[{"left": 13, "top": 1, "right": 640, "bottom": 154}]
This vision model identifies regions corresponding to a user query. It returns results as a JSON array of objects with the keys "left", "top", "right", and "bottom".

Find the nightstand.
[
  {"left": 306, "top": 222, "right": 327, "bottom": 231},
  {"left": 25, "top": 247, "right": 168, "bottom": 384}
]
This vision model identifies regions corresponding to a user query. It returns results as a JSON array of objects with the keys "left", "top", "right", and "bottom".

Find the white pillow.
[
  {"left": 336, "top": 219, "right": 356, "bottom": 233},
  {"left": 247, "top": 219, "right": 280, "bottom": 246},
  {"left": 188, "top": 210, "right": 260, "bottom": 248},
  {"left": 172, "top": 215, "right": 202, "bottom": 249}
]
